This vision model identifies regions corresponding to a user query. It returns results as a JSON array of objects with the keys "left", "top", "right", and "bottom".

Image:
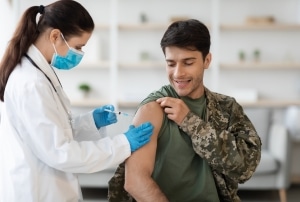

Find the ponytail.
[{"left": 0, "top": 6, "right": 40, "bottom": 101}]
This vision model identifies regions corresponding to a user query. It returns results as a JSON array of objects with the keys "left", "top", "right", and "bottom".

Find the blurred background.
[{"left": 1, "top": 0, "right": 300, "bottom": 201}]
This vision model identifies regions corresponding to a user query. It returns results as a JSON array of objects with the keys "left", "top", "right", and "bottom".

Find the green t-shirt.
[{"left": 140, "top": 85, "right": 220, "bottom": 202}]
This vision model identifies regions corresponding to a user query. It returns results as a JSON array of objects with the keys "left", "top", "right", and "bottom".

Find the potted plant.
[
  {"left": 238, "top": 50, "right": 245, "bottom": 62},
  {"left": 253, "top": 49, "right": 260, "bottom": 62},
  {"left": 78, "top": 83, "right": 91, "bottom": 98}
]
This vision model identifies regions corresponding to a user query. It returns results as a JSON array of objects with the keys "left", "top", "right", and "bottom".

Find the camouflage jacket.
[
  {"left": 108, "top": 87, "right": 261, "bottom": 202},
  {"left": 179, "top": 87, "right": 261, "bottom": 201}
]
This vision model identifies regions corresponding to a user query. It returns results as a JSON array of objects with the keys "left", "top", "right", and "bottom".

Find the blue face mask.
[{"left": 51, "top": 34, "right": 84, "bottom": 70}]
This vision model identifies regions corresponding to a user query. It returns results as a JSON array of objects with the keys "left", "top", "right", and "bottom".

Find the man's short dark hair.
[{"left": 160, "top": 19, "right": 211, "bottom": 59}]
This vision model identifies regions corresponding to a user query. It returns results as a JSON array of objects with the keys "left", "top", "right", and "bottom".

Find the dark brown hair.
[
  {"left": 0, "top": 0, "right": 94, "bottom": 101},
  {"left": 160, "top": 19, "right": 211, "bottom": 60}
]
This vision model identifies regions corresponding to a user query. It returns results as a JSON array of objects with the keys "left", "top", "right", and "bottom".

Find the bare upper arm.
[{"left": 125, "top": 101, "right": 164, "bottom": 181}]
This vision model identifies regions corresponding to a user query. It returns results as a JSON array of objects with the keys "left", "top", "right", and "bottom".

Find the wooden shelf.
[
  {"left": 77, "top": 61, "right": 165, "bottom": 69},
  {"left": 70, "top": 99, "right": 300, "bottom": 108},
  {"left": 76, "top": 61, "right": 165, "bottom": 70},
  {"left": 77, "top": 61, "right": 300, "bottom": 70},
  {"left": 71, "top": 99, "right": 139, "bottom": 108},
  {"left": 241, "top": 100, "right": 300, "bottom": 108},
  {"left": 71, "top": 99, "right": 110, "bottom": 107},
  {"left": 118, "top": 101, "right": 140, "bottom": 108},
  {"left": 98, "top": 23, "right": 300, "bottom": 31},
  {"left": 77, "top": 61, "right": 110, "bottom": 70},
  {"left": 220, "top": 62, "right": 300, "bottom": 70},
  {"left": 119, "top": 100, "right": 300, "bottom": 108},
  {"left": 119, "top": 61, "right": 165, "bottom": 69},
  {"left": 221, "top": 23, "right": 300, "bottom": 31},
  {"left": 119, "top": 23, "right": 168, "bottom": 31},
  {"left": 95, "top": 24, "right": 110, "bottom": 30}
]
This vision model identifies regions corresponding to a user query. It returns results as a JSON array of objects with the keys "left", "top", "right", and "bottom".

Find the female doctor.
[{"left": 0, "top": 1, "right": 153, "bottom": 201}]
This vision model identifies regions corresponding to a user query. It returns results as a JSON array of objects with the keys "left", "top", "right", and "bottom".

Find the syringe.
[{"left": 104, "top": 109, "right": 134, "bottom": 117}]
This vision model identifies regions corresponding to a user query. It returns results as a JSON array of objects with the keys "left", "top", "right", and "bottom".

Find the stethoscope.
[
  {"left": 24, "top": 54, "right": 73, "bottom": 124},
  {"left": 25, "top": 54, "right": 60, "bottom": 92}
]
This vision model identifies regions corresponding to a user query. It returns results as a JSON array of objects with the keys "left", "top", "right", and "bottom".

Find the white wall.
[
  {"left": 0, "top": 0, "right": 15, "bottom": 59},
  {"left": 0, "top": 0, "right": 14, "bottom": 117}
]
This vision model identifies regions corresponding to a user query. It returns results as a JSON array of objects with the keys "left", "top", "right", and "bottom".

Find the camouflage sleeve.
[
  {"left": 179, "top": 102, "right": 261, "bottom": 183},
  {"left": 108, "top": 162, "right": 135, "bottom": 202}
]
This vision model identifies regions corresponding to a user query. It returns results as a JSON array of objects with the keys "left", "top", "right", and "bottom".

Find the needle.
[{"left": 104, "top": 109, "right": 134, "bottom": 117}]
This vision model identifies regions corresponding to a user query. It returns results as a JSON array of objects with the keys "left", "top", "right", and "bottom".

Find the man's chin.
[
  {"left": 170, "top": 84, "right": 188, "bottom": 96},
  {"left": 175, "top": 89, "right": 188, "bottom": 97}
]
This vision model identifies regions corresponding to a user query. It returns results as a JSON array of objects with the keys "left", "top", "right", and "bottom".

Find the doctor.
[{"left": 0, "top": 1, "right": 153, "bottom": 202}]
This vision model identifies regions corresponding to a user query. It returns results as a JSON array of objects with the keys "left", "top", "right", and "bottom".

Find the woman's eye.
[{"left": 75, "top": 46, "right": 83, "bottom": 51}]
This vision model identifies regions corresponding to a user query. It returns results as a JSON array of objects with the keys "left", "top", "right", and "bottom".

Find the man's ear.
[
  {"left": 204, "top": 52, "right": 212, "bottom": 69},
  {"left": 49, "top": 29, "right": 61, "bottom": 44}
]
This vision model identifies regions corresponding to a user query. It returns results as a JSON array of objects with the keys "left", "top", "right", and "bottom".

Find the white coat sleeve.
[
  {"left": 71, "top": 111, "right": 107, "bottom": 142},
  {"left": 13, "top": 78, "right": 131, "bottom": 173}
]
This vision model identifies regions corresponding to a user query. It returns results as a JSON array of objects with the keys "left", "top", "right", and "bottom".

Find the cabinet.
[
  {"left": 77, "top": 0, "right": 300, "bottom": 110},
  {"left": 217, "top": 0, "right": 300, "bottom": 104},
  {"left": 14, "top": 0, "right": 300, "bottom": 109}
]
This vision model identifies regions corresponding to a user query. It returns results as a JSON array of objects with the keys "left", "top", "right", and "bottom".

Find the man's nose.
[{"left": 173, "top": 65, "right": 185, "bottom": 77}]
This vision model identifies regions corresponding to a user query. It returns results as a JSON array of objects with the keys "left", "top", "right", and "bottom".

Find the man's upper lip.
[{"left": 174, "top": 79, "right": 190, "bottom": 82}]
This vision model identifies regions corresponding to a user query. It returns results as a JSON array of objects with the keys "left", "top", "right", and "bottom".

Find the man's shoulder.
[
  {"left": 139, "top": 100, "right": 161, "bottom": 110},
  {"left": 205, "top": 87, "right": 237, "bottom": 104},
  {"left": 140, "top": 85, "right": 178, "bottom": 106},
  {"left": 205, "top": 87, "right": 243, "bottom": 117}
]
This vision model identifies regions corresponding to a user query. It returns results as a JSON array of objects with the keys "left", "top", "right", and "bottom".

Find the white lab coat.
[{"left": 0, "top": 45, "right": 131, "bottom": 202}]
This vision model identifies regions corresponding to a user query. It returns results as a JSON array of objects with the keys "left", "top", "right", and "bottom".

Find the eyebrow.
[{"left": 166, "top": 57, "right": 197, "bottom": 62}]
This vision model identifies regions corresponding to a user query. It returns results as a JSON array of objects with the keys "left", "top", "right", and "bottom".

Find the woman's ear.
[
  {"left": 49, "top": 29, "right": 61, "bottom": 44},
  {"left": 204, "top": 53, "right": 212, "bottom": 69}
]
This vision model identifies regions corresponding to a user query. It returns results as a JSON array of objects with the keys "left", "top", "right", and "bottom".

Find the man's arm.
[
  {"left": 180, "top": 101, "right": 261, "bottom": 183},
  {"left": 124, "top": 101, "right": 169, "bottom": 202}
]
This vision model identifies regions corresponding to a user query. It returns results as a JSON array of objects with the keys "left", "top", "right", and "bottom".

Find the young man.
[{"left": 108, "top": 19, "right": 261, "bottom": 202}]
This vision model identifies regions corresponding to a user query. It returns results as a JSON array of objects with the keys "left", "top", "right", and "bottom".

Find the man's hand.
[{"left": 156, "top": 97, "right": 189, "bottom": 125}]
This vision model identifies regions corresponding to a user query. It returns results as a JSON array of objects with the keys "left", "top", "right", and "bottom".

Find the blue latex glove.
[
  {"left": 124, "top": 122, "right": 154, "bottom": 152},
  {"left": 93, "top": 105, "right": 117, "bottom": 128}
]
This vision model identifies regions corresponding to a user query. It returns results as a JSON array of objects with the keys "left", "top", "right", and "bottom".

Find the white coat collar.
[
  {"left": 26, "top": 45, "right": 72, "bottom": 117},
  {"left": 26, "top": 45, "right": 61, "bottom": 90}
]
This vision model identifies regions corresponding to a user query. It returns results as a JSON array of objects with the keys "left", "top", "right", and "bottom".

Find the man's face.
[{"left": 165, "top": 46, "right": 211, "bottom": 99}]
